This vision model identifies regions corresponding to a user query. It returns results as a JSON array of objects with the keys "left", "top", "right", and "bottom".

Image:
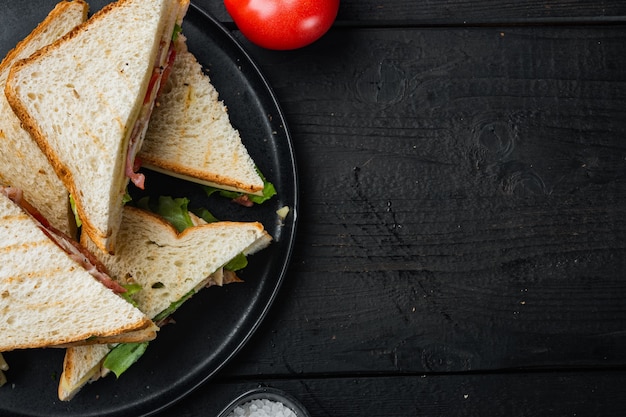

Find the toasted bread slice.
[
  {"left": 0, "top": 0, "right": 88, "bottom": 236},
  {"left": 83, "top": 206, "right": 272, "bottom": 319},
  {"left": 59, "top": 206, "right": 271, "bottom": 400},
  {"left": 0, "top": 192, "right": 156, "bottom": 352},
  {"left": 140, "top": 36, "right": 265, "bottom": 195},
  {"left": 5, "top": 0, "right": 190, "bottom": 254},
  {"left": 58, "top": 344, "right": 111, "bottom": 400}
]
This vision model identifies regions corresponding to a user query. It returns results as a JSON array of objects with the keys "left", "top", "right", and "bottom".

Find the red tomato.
[{"left": 224, "top": 0, "right": 339, "bottom": 50}]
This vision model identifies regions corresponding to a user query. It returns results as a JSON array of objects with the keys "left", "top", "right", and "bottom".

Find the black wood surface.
[
  {"left": 2, "top": 0, "right": 624, "bottom": 416},
  {"left": 200, "top": 0, "right": 626, "bottom": 25},
  {"left": 168, "top": 372, "right": 626, "bottom": 417},
  {"left": 149, "top": 0, "right": 626, "bottom": 416},
  {"left": 219, "top": 24, "right": 626, "bottom": 374}
]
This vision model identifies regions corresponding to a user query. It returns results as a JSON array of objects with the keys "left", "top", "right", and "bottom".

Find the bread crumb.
[{"left": 276, "top": 206, "right": 290, "bottom": 220}]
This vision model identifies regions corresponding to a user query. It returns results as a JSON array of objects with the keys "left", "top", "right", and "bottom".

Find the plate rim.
[{"left": 0, "top": 2, "right": 299, "bottom": 416}]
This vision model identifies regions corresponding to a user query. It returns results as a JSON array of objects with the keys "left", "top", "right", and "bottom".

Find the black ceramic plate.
[{"left": 0, "top": 2, "right": 297, "bottom": 417}]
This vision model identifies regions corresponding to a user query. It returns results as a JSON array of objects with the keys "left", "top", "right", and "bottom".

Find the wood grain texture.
[
  {"left": 199, "top": 25, "right": 626, "bottom": 378},
  {"left": 193, "top": 0, "right": 626, "bottom": 25},
  {"left": 159, "top": 371, "right": 626, "bottom": 417},
  {"left": 1, "top": 1, "right": 624, "bottom": 416},
  {"left": 8, "top": 0, "right": 625, "bottom": 413},
  {"left": 162, "top": 3, "right": 626, "bottom": 417}
]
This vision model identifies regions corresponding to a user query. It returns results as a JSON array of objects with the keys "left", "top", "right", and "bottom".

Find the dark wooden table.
[{"left": 55, "top": 0, "right": 626, "bottom": 415}]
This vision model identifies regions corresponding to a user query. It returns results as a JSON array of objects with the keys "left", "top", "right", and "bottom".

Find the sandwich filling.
[
  {"left": 125, "top": 23, "right": 184, "bottom": 190},
  {"left": 0, "top": 187, "right": 125, "bottom": 294}
]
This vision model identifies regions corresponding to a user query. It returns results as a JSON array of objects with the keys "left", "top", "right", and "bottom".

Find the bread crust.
[
  {"left": 4, "top": 1, "right": 126, "bottom": 254},
  {"left": 0, "top": 0, "right": 88, "bottom": 237},
  {"left": 0, "top": 193, "right": 156, "bottom": 352},
  {"left": 141, "top": 160, "right": 264, "bottom": 194},
  {"left": 59, "top": 343, "right": 111, "bottom": 401},
  {"left": 141, "top": 39, "right": 265, "bottom": 195},
  {"left": 4, "top": 75, "right": 109, "bottom": 251},
  {"left": 61, "top": 205, "right": 271, "bottom": 400},
  {"left": 5, "top": 0, "right": 191, "bottom": 254},
  {"left": 82, "top": 205, "right": 271, "bottom": 319},
  {"left": 4, "top": 77, "right": 100, "bottom": 240},
  {"left": 0, "top": 0, "right": 89, "bottom": 74}
]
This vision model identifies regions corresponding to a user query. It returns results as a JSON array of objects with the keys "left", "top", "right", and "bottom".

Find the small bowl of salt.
[{"left": 217, "top": 387, "right": 310, "bottom": 417}]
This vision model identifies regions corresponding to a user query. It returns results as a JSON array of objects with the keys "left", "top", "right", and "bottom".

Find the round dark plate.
[{"left": 0, "top": 2, "right": 297, "bottom": 417}]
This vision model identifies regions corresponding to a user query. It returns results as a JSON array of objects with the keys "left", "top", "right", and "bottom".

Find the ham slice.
[
  {"left": 125, "top": 43, "right": 177, "bottom": 189},
  {"left": 0, "top": 187, "right": 126, "bottom": 294}
]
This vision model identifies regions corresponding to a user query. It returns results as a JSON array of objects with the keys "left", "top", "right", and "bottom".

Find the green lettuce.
[
  {"left": 119, "top": 283, "right": 142, "bottom": 308},
  {"left": 103, "top": 342, "right": 149, "bottom": 378},
  {"left": 70, "top": 190, "right": 132, "bottom": 230},
  {"left": 104, "top": 196, "right": 248, "bottom": 377},
  {"left": 153, "top": 289, "right": 195, "bottom": 323},
  {"left": 172, "top": 23, "right": 182, "bottom": 41},
  {"left": 137, "top": 196, "right": 195, "bottom": 232},
  {"left": 69, "top": 194, "right": 82, "bottom": 228},
  {"left": 122, "top": 191, "right": 133, "bottom": 204},
  {"left": 203, "top": 169, "right": 276, "bottom": 205},
  {"left": 224, "top": 253, "right": 248, "bottom": 272},
  {"left": 191, "top": 207, "right": 219, "bottom": 224}
]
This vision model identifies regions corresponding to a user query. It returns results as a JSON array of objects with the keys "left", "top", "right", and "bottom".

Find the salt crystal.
[{"left": 227, "top": 398, "right": 296, "bottom": 417}]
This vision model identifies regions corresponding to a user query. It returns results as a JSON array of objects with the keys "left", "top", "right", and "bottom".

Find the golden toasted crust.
[
  {"left": 141, "top": 39, "right": 264, "bottom": 195},
  {"left": 0, "top": 192, "right": 157, "bottom": 352},
  {"left": 0, "top": 0, "right": 89, "bottom": 73},
  {"left": 2, "top": 315, "right": 156, "bottom": 352},
  {"left": 58, "top": 343, "right": 111, "bottom": 401},
  {"left": 122, "top": 205, "right": 267, "bottom": 239},
  {"left": 4, "top": 0, "right": 190, "bottom": 254},
  {"left": 52, "top": 322, "right": 158, "bottom": 348},
  {"left": 0, "top": 0, "right": 88, "bottom": 237},
  {"left": 82, "top": 206, "right": 271, "bottom": 319},
  {"left": 140, "top": 159, "right": 264, "bottom": 195},
  {"left": 4, "top": 77, "right": 109, "bottom": 254},
  {"left": 3, "top": 1, "right": 120, "bottom": 254},
  {"left": 59, "top": 326, "right": 158, "bottom": 400}
]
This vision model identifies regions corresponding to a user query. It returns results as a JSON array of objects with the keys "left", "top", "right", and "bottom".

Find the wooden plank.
[
  {"left": 159, "top": 371, "right": 626, "bottom": 417},
  {"left": 193, "top": 0, "right": 626, "bottom": 25},
  {"left": 208, "top": 25, "right": 626, "bottom": 376}
]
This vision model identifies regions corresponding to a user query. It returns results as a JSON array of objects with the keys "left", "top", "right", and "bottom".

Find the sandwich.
[
  {"left": 0, "top": 0, "right": 88, "bottom": 237},
  {"left": 58, "top": 201, "right": 272, "bottom": 400},
  {"left": 5, "top": 0, "right": 190, "bottom": 254},
  {"left": 0, "top": 187, "right": 157, "bottom": 353},
  {"left": 140, "top": 35, "right": 274, "bottom": 203}
]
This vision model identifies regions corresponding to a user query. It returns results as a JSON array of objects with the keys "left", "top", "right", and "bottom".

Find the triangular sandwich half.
[
  {"left": 5, "top": 0, "right": 190, "bottom": 254},
  {"left": 0, "top": 0, "right": 88, "bottom": 236},
  {"left": 140, "top": 36, "right": 265, "bottom": 196},
  {"left": 59, "top": 204, "right": 271, "bottom": 400},
  {"left": 0, "top": 188, "right": 157, "bottom": 353}
]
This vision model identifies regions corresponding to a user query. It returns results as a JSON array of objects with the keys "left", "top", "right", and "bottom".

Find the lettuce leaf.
[
  {"left": 103, "top": 342, "right": 149, "bottom": 378},
  {"left": 119, "top": 283, "right": 142, "bottom": 308},
  {"left": 203, "top": 169, "right": 276, "bottom": 205},
  {"left": 137, "top": 196, "right": 194, "bottom": 232},
  {"left": 172, "top": 23, "right": 182, "bottom": 41},
  {"left": 192, "top": 207, "right": 219, "bottom": 224},
  {"left": 105, "top": 196, "right": 247, "bottom": 376},
  {"left": 71, "top": 190, "right": 132, "bottom": 229},
  {"left": 69, "top": 194, "right": 82, "bottom": 228},
  {"left": 122, "top": 191, "right": 133, "bottom": 204},
  {"left": 224, "top": 253, "right": 248, "bottom": 272},
  {"left": 153, "top": 289, "right": 195, "bottom": 323}
]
